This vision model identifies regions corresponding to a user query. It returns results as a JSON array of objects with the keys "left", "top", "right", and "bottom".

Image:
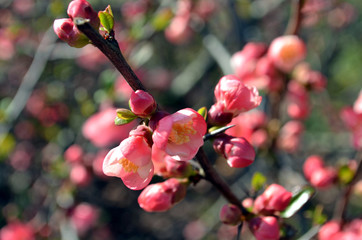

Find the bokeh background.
[{"left": 0, "top": 0, "right": 362, "bottom": 239}]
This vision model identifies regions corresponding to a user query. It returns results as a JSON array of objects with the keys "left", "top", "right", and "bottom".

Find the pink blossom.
[
  {"left": 309, "top": 167, "right": 337, "bottom": 189},
  {"left": 53, "top": 18, "right": 89, "bottom": 48},
  {"left": 214, "top": 75, "right": 262, "bottom": 117},
  {"left": 293, "top": 63, "right": 327, "bottom": 91},
  {"left": 287, "top": 81, "right": 310, "bottom": 120},
  {"left": 353, "top": 91, "right": 362, "bottom": 114},
  {"left": 152, "top": 108, "right": 207, "bottom": 161},
  {"left": 0, "top": 221, "right": 35, "bottom": 240},
  {"left": 277, "top": 120, "right": 304, "bottom": 153},
  {"left": 71, "top": 203, "right": 99, "bottom": 235},
  {"left": 318, "top": 221, "right": 341, "bottom": 240},
  {"left": 138, "top": 178, "right": 187, "bottom": 212},
  {"left": 268, "top": 35, "right": 307, "bottom": 72},
  {"left": 102, "top": 136, "right": 153, "bottom": 190},
  {"left": 129, "top": 90, "right": 157, "bottom": 117},
  {"left": 219, "top": 204, "right": 242, "bottom": 226},
  {"left": 249, "top": 216, "right": 280, "bottom": 240},
  {"left": 164, "top": 15, "right": 193, "bottom": 45},
  {"left": 67, "top": 0, "right": 100, "bottom": 29},
  {"left": 254, "top": 184, "right": 292, "bottom": 214},
  {"left": 70, "top": 164, "right": 91, "bottom": 186},
  {"left": 82, "top": 108, "right": 137, "bottom": 147}
]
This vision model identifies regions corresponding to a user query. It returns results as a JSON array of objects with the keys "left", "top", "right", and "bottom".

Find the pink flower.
[
  {"left": 309, "top": 167, "right": 337, "bottom": 189},
  {"left": 268, "top": 35, "right": 307, "bottom": 73},
  {"left": 277, "top": 120, "right": 304, "bottom": 153},
  {"left": 164, "top": 15, "right": 193, "bottom": 45},
  {"left": 70, "top": 164, "right": 91, "bottom": 186},
  {"left": 0, "top": 221, "right": 35, "bottom": 240},
  {"left": 214, "top": 75, "right": 262, "bottom": 117},
  {"left": 71, "top": 203, "right": 99, "bottom": 235},
  {"left": 138, "top": 178, "right": 187, "bottom": 212},
  {"left": 249, "top": 216, "right": 280, "bottom": 240},
  {"left": 287, "top": 81, "right": 310, "bottom": 120},
  {"left": 254, "top": 184, "right": 292, "bottom": 213},
  {"left": 152, "top": 108, "right": 207, "bottom": 161},
  {"left": 53, "top": 18, "right": 89, "bottom": 48},
  {"left": 64, "top": 144, "right": 83, "bottom": 164},
  {"left": 102, "top": 135, "right": 153, "bottom": 190},
  {"left": 82, "top": 108, "right": 137, "bottom": 147},
  {"left": 213, "top": 134, "right": 255, "bottom": 168},
  {"left": 67, "top": 0, "right": 100, "bottom": 29},
  {"left": 353, "top": 91, "right": 362, "bottom": 114},
  {"left": 318, "top": 221, "right": 341, "bottom": 240},
  {"left": 219, "top": 204, "right": 242, "bottom": 226},
  {"left": 129, "top": 90, "right": 157, "bottom": 117}
]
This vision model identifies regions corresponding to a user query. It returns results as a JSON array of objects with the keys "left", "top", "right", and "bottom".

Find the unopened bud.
[
  {"left": 53, "top": 18, "right": 89, "bottom": 48},
  {"left": 219, "top": 204, "right": 242, "bottom": 226},
  {"left": 129, "top": 90, "right": 157, "bottom": 118},
  {"left": 67, "top": 0, "right": 100, "bottom": 29}
]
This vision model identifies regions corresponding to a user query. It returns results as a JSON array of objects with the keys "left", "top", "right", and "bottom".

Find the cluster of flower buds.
[
  {"left": 303, "top": 155, "right": 337, "bottom": 189},
  {"left": 341, "top": 90, "right": 362, "bottom": 149},
  {"left": 249, "top": 216, "right": 280, "bottom": 240},
  {"left": 53, "top": 0, "right": 100, "bottom": 48},
  {"left": 318, "top": 219, "right": 362, "bottom": 240}
]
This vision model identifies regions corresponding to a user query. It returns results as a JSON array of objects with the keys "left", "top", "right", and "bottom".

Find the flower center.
[
  {"left": 119, "top": 158, "right": 138, "bottom": 173},
  {"left": 168, "top": 120, "right": 197, "bottom": 145}
]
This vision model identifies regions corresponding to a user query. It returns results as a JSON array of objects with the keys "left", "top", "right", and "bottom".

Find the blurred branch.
[
  {"left": 0, "top": 27, "right": 56, "bottom": 144},
  {"left": 74, "top": 18, "right": 146, "bottom": 92},
  {"left": 285, "top": 0, "right": 306, "bottom": 35},
  {"left": 196, "top": 147, "right": 249, "bottom": 216},
  {"left": 334, "top": 152, "right": 362, "bottom": 226}
]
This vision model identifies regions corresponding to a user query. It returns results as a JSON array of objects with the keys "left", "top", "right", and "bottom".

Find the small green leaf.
[
  {"left": 151, "top": 8, "right": 173, "bottom": 31},
  {"left": 338, "top": 165, "right": 355, "bottom": 184},
  {"left": 251, "top": 172, "right": 266, "bottom": 192},
  {"left": 115, "top": 108, "right": 137, "bottom": 125},
  {"left": 98, "top": 5, "right": 114, "bottom": 33},
  {"left": 280, "top": 186, "right": 315, "bottom": 218},
  {"left": 197, "top": 107, "right": 207, "bottom": 120}
]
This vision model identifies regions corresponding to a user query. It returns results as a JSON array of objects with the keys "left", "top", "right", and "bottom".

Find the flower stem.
[
  {"left": 74, "top": 18, "right": 146, "bottom": 92},
  {"left": 284, "top": 0, "right": 306, "bottom": 36}
]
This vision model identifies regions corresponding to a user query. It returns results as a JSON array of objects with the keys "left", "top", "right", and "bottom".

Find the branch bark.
[{"left": 284, "top": 0, "right": 306, "bottom": 36}]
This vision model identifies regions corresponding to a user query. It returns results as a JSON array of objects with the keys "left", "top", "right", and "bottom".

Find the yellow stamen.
[
  {"left": 168, "top": 120, "right": 197, "bottom": 145},
  {"left": 119, "top": 158, "right": 138, "bottom": 173}
]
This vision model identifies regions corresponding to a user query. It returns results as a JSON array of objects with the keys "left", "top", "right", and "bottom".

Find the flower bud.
[
  {"left": 309, "top": 167, "right": 337, "bottom": 189},
  {"left": 67, "top": 0, "right": 100, "bottom": 29},
  {"left": 138, "top": 178, "right": 187, "bottom": 212},
  {"left": 207, "top": 103, "right": 233, "bottom": 126},
  {"left": 129, "top": 90, "right": 157, "bottom": 117},
  {"left": 129, "top": 125, "right": 153, "bottom": 147},
  {"left": 70, "top": 164, "right": 91, "bottom": 186},
  {"left": 254, "top": 184, "right": 292, "bottom": 213},
  {"left": 213, "top": 134, "right": 255, "bottom": 168},
  {"left": 268, "top": 35, "right": 306, "bottom": 73},
  {"left": 64, "top": 144, "right": 83, "bottom": 164},
  {"left": 219, "top": 204, "right": 242, "bottom": 226},
  {"left": 318, "top": 221, "right": 341, "bottom": 240},
  {"left": 303, "top": 155, "right": 325, "bottom": 181},
  {"left": 53, "top": 18, "right": 89, "bottom": 48},
  {"left": 249, "top": 216, "right": 280, "bottom": 240},
  {"left": 0, "top": 221, "right": 35, "bottom": 240}
]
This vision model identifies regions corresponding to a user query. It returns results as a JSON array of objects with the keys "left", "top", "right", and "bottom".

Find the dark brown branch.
[
  {"left": 334, "top": 154, "right": 362, "bottom": 226},
  {"left": 74, "top": 18, "right": 146, "bottom": 92},
  {"left": 196, "top": 147, "right": 249, "bottom": 217},
  {"left": 284, "top": 0, "right": 306, "bottom": 35}
]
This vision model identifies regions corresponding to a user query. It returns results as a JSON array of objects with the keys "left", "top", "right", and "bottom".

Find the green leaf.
[
  {"left": 98, "top": 5, "right": 114, "bottom": 33},
  {"left": 197, "top": 107, "right": 207, "bottom": 120},
  {"left": 251, "top": 172, "right": 266, "bottom": 192},
  {"left": 280, "top": 186, "right": 315, "bottom": 218},
  {"left": 151, "top": 8, "right": 173, "bottom": 31},
  {"left": 115, "top": 108, "right": 137, "bottom": 125},
  {"left": 338, "top": 165, "right": 355, "bottom": 184}
]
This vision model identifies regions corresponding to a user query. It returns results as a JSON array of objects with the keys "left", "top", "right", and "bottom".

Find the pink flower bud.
[
  {"left": 268, "top": 35, "right": 307, "bottom": 72},
  {"left": 102, "top": 135, "right": 153, "bottom": 190},
  {"left": 249, "top": 216, "right": 280, "bottom": 240},
  {"left": 309, "top": 167, "right": 337, "bottom": 189},
  {"left": 138, "top": 178, "right": 187, "bottom": 212},
  {"left": 214, "top": 134, "right": 255, "bottom": 168},
  {"left": 152, "top": 108, "right": 207, "bottom": 161},
  {"left": 219, "top": 204, "right": 242, "bottom": 225},
  {"left": 214, "top": 75, "right": 262, "bottom": 117},
  {"left": 53, "top": 18, "right": 89, "bottom": 48},
  {"left": 287, "top": 81, "right": 310, "bottom": 120},
  {"left": 129, "top": 90, "right": 157, "bottom": 117},
  {"left": 67, "top": 0, "right": 100, "bottom": 29},
  {"left": 207, "top": 103, "right": 234, "bottom": 126},
  {"left": 254, "top": 184, "right": 292, "bottom": 213},
  {"left": 277, "top": 120, "right": 304, "bottom": 153},
  {"left": 303, "top": 155, "right": 325, "bottom": 181},
  {"left": 64, "top": 144, "right": 83, "bottom": 164},
  {"left": 165, "top": 15, "right": 193, "bottom": 45},
  {"left": 0, "top": 221, "right": 35, "bottom": 240},
  {"left": 318, "top": 221, "right": 341, "bottom": 240}
]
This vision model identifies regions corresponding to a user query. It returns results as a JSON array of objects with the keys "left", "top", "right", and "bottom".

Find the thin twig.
[
  {"left": 196, "top": 147, "right": 249, "bottom": 216},
  {"left": 284, "top": 0, "right": 306, "bottom": 36},
  {"left": 74, "top": 18, "right": 146, "bottom": 92}
]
